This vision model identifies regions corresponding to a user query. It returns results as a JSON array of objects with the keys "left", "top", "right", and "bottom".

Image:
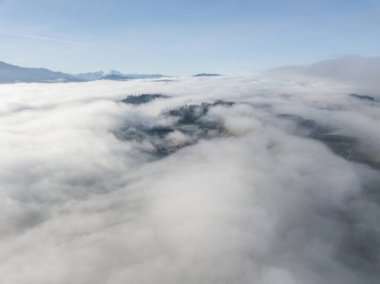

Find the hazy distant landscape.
[{"left": 0, "top": 61, "right": 167, "bottom": 83}]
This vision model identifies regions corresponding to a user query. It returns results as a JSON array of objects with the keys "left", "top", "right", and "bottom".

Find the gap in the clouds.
[
  {"left": 121, "top": 94, "right": 170, "bottom": 105},
  {"left": 115, "top": 93, "right": 380, "bottom": 170},
  {"left": 116, "top": 96, "right": 236, "bottom": 158},
  {"left": 277, "top": 113, "right": 380, "bottom": 170}
]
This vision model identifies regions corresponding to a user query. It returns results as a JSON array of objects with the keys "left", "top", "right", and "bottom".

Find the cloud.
[
  {"left": 0, "top": 73, "right": 379, "bottom": 284},
  {"left": 269, "top": 56, "right": 380, "bottom": 95}
]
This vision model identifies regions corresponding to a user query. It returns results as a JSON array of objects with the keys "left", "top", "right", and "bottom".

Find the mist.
[
  {"left": 270, "top": 56, "right": 380, "bottom": 95},
  {"left": 0, "top": 73, "right": 379, "bottom": 284}
]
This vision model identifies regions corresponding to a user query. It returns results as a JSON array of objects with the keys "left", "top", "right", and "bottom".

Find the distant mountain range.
[
  {"left": 193, "top": 73, "right": 221, "bottom": 77},
  {"left": 76, "top": 70, "right": 165, "bottom": 81},
  {"left": 0, "top": 61, "right": 166, "bottom": 83},
  {"left": 0, "top": 61, "right": 84, "bottom": 83}
]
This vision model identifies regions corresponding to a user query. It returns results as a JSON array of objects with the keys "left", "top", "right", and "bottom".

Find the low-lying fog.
[{"left": 0, "top": 71, "right": 379, "bottom": 283}]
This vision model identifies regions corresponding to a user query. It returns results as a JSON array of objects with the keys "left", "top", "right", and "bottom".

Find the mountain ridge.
[
  {"left": 0, "top": 61, "right": 166, "bottom": 83},
  {"left": 0, "top": 61, "right": 84, "bottom": 83}
]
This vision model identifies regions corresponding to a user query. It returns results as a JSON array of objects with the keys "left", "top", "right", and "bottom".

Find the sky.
[{"left": 0, "top": 0, "right": 379, "bottom": 75}]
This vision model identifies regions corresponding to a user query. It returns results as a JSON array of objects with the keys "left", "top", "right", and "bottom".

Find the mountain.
[
  {"left": 76, "top": 70, "right": 165, "bottom": 80},
  {"left": 101, "top": 74, "right": 131, "bottom": 81},
  {"left": 0, "top": 60, "right": 167, "bottom": 83},
  {"left": 75, "top": 70, "right": 124, "bottom": 80},
  {"left": 0, "top": 61, "right": 84, "bottom": 83},
  {"left": 193, "top": 73, "right": 221, "bottom": 77},
  {"left": 124, "top": 73, "right": 165, "bottom": 79}
]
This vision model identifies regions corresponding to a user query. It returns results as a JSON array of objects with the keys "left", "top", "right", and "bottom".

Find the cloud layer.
[
  {"left": 0, "top": 75, "right": 379, "bottom": 284},
  {"left": 269, "top": 56, "right": 380, "bottom": 95}
]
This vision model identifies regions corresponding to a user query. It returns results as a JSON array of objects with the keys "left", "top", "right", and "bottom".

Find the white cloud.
[
  {"left": 269, "top": 56, "right": 380, "bottom": 95},
  {"left": 0, "top": 74, "right": 379, "bottom": 283}
]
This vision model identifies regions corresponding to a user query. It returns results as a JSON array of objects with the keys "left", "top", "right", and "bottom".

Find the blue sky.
[{"left": 0, "top": 0, "right": 379, "bottom": 75}]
